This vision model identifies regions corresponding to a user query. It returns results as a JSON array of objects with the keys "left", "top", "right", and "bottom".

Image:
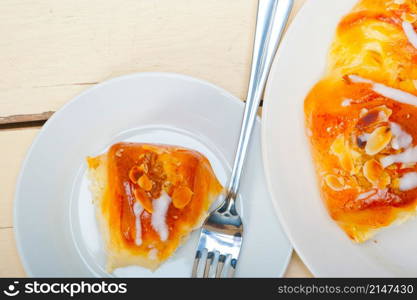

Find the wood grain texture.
[
  {"left": 0, "top": 128, "right": 40, "bottom": 277},
  {"left": 0, "top": 128, "right": 40, "bottom": 229},
  {"left": 0, "top": 0, "right": 306, "bottom": 120},
  {"left": 0, "top": 228, "right": 26, "bottom": 277},
  {"left": 0, "top": 0, "right": 310, "bottom": 277},
  {"left": 0, "top": 0, "right": 258, "bottom": 117}
]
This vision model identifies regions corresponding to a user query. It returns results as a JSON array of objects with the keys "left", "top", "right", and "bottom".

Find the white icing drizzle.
[
  {"left": 349, "top": 75, "right": 373, "bottom": 84},
  {"left": 358, "top": 133, "right": 370, "bottom": 143},
  {"left": 356, "top": 190, "right": 376, "bottom": 201},
  {"left": 356, "top": 189, "right": 386, "bottom": 205},
  {"left": 341, "top": 98, "right": 353, "bottom": 107},
  {"left": 363, "top": 189, "right": 388, "bottom": 205},
  {"left": 355, "top": 189, "right": 401, "bottom": 205},
  {"left": 348, "top": 75, "right": 417, "bottom": 107},
  {"left": 123, "top": 182, "right": 144, "bottom": 246},
  {"left": 133, "top": 201, "right": 144, "bottom": 246},
  {"left": 390, "top": 122, "right": 412, "bottom": 150},
  {"left": 380, "top": 146, "right": 417, "bottom": 167},
  {"left": 402, "top": 21, "right": 417, "bottom": 49},
  {"left": 373, "top": 84, "right": 417, "bottom": 106},
  {"left": 378, "top": 111, "right": 387, "bottom": 120},
  {"left": 151, "top": 191, "right": 171, "bottom": 241},
  {"left": 399, "top": 172, "right": 417, "bottom": 191}
]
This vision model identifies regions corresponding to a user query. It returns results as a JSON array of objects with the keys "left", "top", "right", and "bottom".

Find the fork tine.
[
  {"left": 191, "top": 250, "right": 202, "bottom": 278},
  {"left": 203, "top": 251, "right": 214, "bottom": 278},
  {"left": 227, "top": 258, "right": 238, "bottom": 278},
  {"left": 215, "top": 254, "right": 226, "bottom": 278}
]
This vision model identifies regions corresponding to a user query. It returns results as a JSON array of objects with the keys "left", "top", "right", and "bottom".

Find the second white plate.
[{"left": 262, "top": 0, "right": 417, "bottom": 277}]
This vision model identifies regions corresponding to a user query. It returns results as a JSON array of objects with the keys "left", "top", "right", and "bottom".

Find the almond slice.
[
  {"left": 363, "top": 159, "right": 391, "bottom": 189},
  {"left": 391, "top": 177, "right": 400, "bottom": 190},
  {"left": 324, "top": 175, "right": 346, "bottom": 191},
  {"left": 330, "top": 135, "right": 355, "bottom": 174},
  {"left": 134, "top": 188, "right": 153, "bottom": 213},
  {"left": 363, "top": 159, "right": 380, "bottom": 184},
  {"left": 365, "top": 126, "right": 392, "bottom": 156},
  {"left": 374, "top": 105, "right": 392, "bottom": 122},
  {"left": 138, "top": 174, "right": 153, "bottom": 191},
  {"left": 172, "top": 186, "right": 193, "bottom": 209},
  {"left": 330, "top": 135, "right": 345, "bottom": 156},
  {"left": 129, "top": 166, "right": 142, "bottom": 184},
  {"left": 138, "top": 162, "right": 149, "bottom": 174},
  {"left": 356, "top": 105, "right": 392, "bottom": 129}
]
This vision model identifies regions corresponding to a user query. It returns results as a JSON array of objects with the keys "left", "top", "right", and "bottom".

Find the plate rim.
[{"left": 14, "top": 71, "right": 292, "bottom": 277}]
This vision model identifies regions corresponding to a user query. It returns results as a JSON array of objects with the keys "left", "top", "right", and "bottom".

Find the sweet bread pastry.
[
  {"left": 304, "top": 0, "right": 417, "bottom": 242},
  {"left": 87, "top": 143, "right": 223, "bottom": 271}
]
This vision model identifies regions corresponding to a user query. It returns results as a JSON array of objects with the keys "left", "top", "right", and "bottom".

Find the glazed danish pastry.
[
  {"left": 87, "top": 143, "right": 223, "bottom": 271},
  {"left": 304, "top": 0, "right": 417, "bottom": 242}
]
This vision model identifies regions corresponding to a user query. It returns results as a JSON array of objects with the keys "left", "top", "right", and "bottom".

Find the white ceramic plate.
[
  {"left": 262, "top": 0, "right": 417, "bottom": 277},
  {"left": 14, "top": 72, "right": 291, "bottom": 277}
]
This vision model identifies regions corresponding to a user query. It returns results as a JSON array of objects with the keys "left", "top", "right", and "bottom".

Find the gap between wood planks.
[
  {"left": 0, "top": 101, "right": 264, "bottom": 130},
  {"left": 0, "top": 111, "right": 53, "bottom": 130}
]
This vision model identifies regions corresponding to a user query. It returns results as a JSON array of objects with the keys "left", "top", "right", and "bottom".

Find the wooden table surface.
[{"left": 0, "top": 0, "right": 312, "bottom": 277}]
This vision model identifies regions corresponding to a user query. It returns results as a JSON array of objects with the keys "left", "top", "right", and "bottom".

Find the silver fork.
[{"left": 191, "top": 0, "right": 293, "bottom": 278}]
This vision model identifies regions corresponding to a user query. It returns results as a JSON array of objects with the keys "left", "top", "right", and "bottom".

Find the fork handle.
[{"left": 225, "top": 0, "right": 293, "bottom": 209}]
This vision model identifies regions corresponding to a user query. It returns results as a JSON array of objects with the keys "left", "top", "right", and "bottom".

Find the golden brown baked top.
[
  {"left": 304, "top": 0, "right": 417, "bottom": 242},
  {"left": 87, "top": 142, "right": 223, "bottom": 268}
]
